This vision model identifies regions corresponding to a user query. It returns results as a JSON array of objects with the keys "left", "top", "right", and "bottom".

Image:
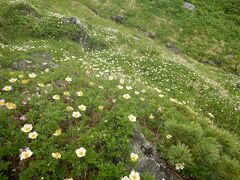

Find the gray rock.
[
  {"left": 12, "top": 52, "right": 57, "bottom": 71},
  {"left": 184, "top": 2, "right": 196, "bottom": 11},
  {"left": 146, "top": 32, "right": 156, "bottom": 39},
  {"left": 165, "top": 43, "right": 181, "bottom": 55},
  {"left": 133, "top": 130, "right": 179, "bottom": 180},
  {"left": 112, "top": 15, "right": 124, "bottom": 24},
  {"left": 61, "top": 16, "right": 88, "bottom": 46}
]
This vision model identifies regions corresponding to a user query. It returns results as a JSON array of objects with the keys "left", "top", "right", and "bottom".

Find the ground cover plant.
[{"left": 0, "top": 0, "right": 240, "bottom": 179}]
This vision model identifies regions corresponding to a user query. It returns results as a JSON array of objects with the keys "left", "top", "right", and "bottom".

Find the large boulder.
[{"left": 133, "top": 130, "right": 178, "bottom": 180}]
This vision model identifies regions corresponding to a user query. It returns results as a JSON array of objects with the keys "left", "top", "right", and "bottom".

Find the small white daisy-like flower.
[
  {"left": 21, "top": 124, "right": 33, "bottom": 133},
  {"left": 175, "top": 163, "right": 184, "bottom": 170},
  {"left": 76, "top": 91, "right": 83, "bottom": 97},
  {"left": 20, "top": 148, "right": 33, "bottom": 160},
  {"left": 130, "top": 153, "right": 139, "bottom": 162},
  {"left": 28, "top": 131, "right": 38, "bottom": 139},
  {"left": 123, "top": 94, "right": 131, "bottom": 99},
  {"left": 78, "top": 105, "right": 86, "bottom": 111},
  {"left": 128, "top": 115, "right": 136, "bottom": 122},
  {"left": 121, "top": 176, "right": 130, "bottom": 180},
  {"left": 118, "top": 85, "right": 123, "bottom": 89},
  {"left": 75, "top": 147, "right": 86, "bottom": 157},
  {"left": 72, "top": 111, "right": 81, "bottom": 118},
  {"left": 9, "top": 78, "right": 17, "bottom": 83},
  {"left": 166, "top": 134, "right": 172, "bottom": 139},
  {"left": 129, "top": 170, "right": 140, "bottom": 180},
  {"left": 65, "top": 77, "right": 72, "bottom": 82},
  {"left": 3, "top": 86, "right": 12, "bottom": 92},
  {"left": 29, "top": 73, "right": 37, "bottom": 79},
  {"left": 52, "top": 95, "right": 60, "bottom": 100},
  {"left": 149, "top": 114, "right": 155, "bottom": 119},
  {"left": 52, "top": 152, "right": 61, "bottom": 159},
  {"left": 126, "top": 86, "right": 132, "bottom": 90}
]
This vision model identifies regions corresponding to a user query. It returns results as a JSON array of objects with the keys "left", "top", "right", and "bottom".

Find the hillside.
[{"left": 0, "top": 0, "right": 239, "bottom": 179}]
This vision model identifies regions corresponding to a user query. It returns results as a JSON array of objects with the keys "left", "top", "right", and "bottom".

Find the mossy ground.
[{"left": 0, "top": 0, "right": 240, "bottom": 179}]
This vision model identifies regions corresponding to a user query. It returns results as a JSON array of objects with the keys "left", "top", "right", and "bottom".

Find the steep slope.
[{"left": 0, "top": 0, "right": 239, "bottom": 179}]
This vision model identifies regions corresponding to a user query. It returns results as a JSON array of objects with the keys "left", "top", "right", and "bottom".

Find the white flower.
[
  {"left": 123, "top": 94, "right": 131, "bottom": 99},
  {"left": 9, "top": 78, "right": 17, "bottom": 83},
  {"left": 175, "top": 163, "right": 184, "bottom": 170},
  {"left": 128, "top": 115, "right": 136, "bottom": 122},
  {"left": 159, "top": 94, "right": 164, "bottom": 98},
  {"left": 78, "top": 105, "right": 86, "bottom": 111},
  {"left": 129, "top": 170, "right": 140, "bottom": 180},
  {"left": 75, "top": 147, "right": 86, "bottom": 157},
  {"left": 21, "top": 124, "right": 33, "bottom": 133},
  {"left": 118, "top": 85, "right": 123, "bottom": 89},
  {"left": 52, "top": 152, "right": 61, "bottom": 159},
  {"left": 29, "top": 73, "right": 37, "bottom": 79},
  {"left": 120, "top": 79, "right": 125, "bottom": 84},
  {"left": 149, "top": 114, "right": 155, "bottom": 119},
  {"left": 52, "top": 95, "right": 60, "bottom": 100},
  {"left": 121, "top": 176, "right": 130, "bottom": 180},
  {"left": 134, "top": 91, "right": 139, "bottom": 95},
  {"left": 109, "top": 76, "right": 114, "bottom": 80},
  {"left": 72, "top": 111, "right": 81, "bottom": 118},
  {"left": 166, "top": 134, "right": 172, "bottom": 139},
  {"left": 65, "top": 77, "right": 72, "bottom": 82},
  {"left": 3, "top": 86, "right": 12, "bottom": 91},
  {"left": 126, "top": 86, "right": 132, "bottom": 90},
  {"left": 130, "top": 153, "right": 139, "bottom": 162},
  {"left": 20, "top": 148, "right": 33, "bottom": 160},
  {"left": 208, "top": 112, "right": 214, "bottom": 118},
  {"left": 28, "top": 131, "right": 38, "bottom": 139},
  {"left": 76, "top": 91, "right": 83, "bottom": 97}
]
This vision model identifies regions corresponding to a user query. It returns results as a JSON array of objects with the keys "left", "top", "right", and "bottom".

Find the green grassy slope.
[{"left": 0, "top": 0, "right": 240, "bottom": 179}]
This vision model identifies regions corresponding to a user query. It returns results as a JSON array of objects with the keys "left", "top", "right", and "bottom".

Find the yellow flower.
[
  {"left": 76, "top": 91, "right": 83, "bottom": 97},
  {"left": 63, "top": 91, "right": 70, "bottom": 96},
  {"left": 29, "top": 73, "right": 37, "bottom": 79},
  {"left": 130, "top": 153, "right": 139, "bottom": 162},
  {"left": 21, "top": 79, "right": 29, "bottom": 84},
  {"left": 3, "top": 86, "right": 12, "bottom": 91},
  {"left": 129, "top": 170, "right": 140, "bottom": 180},
  {"left": 72, "top": 111, "right": 81, "bottom": 118},
  {"left": 20, "top": 149, "right": 33, "bottom": 160},
  {"left": 52, "top": 152, "right": 61, "bottom": 159},
  {"left": 5, "top": 102, "right": 17, "bottom": 109},
  {"left": 98, "top": 105, "right": 104, "bottom": 110},
  {"left": 89, "top": 81, "right": 94, "bottom": 86},
  {"left": 52, "top": 95, "right": 60, "bottom": 100},
  {"left": 75, "top": 147, "right": 86, "bottom": 157},
  {"left": 21, "top": 124, "right": 33, "bottom": 133},
  {"left": 166, "top": 134, "right": 172, "bottom": 139},
  {"left": 78, "top": 104, "right": 86, "bottom": 111},
  {"left": 53, "top": 129, "right": 62, "bottom": 136},
  {"left": 123, "top": 94, "right": 131, "bottom": 99},
  {"left": 9, "top": 78, "right": 17, "bottom": 83},
  {"left": 0, "top": 99, "right": 5, "bottom": 107},
  {"left": 66, "top": 106, "right": 73, "bottom": 111},
  {"left": 128, "top": 115, "right": 136, "bottom": 122},
  {"left": 28, "top": 131, "right": 38, "bottom": 139}
]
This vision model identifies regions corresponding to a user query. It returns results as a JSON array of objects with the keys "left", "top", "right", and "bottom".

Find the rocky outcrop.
[
  {"left": 183, "top": 2, "right": 196, "bottom": 11},
  {"left": 133, "top": 130, "right": 180, "bottom": 180}
]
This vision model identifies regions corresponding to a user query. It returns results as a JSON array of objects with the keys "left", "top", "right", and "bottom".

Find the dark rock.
[
  {"left": 61, "top": 16, "right": 88, "bottom": 46},
  {"left": 112, "top": 15, "right": 124, "bottom": 24},
  {"left": 215, "top": 59, "right": 222, "bottom": 66},
  {"left": 165, "top": 43, "right": 181, "bottom": 55},
  {"left": 90, "top": 8, "right": 99, "bottom": 15},
  {"left": 146, "top": 31, "right": 156, "bottom": 39},
  {"left": 184, "top": 2, "right": 196, "bottom": 11},
  {"left": 12, "top": 52, "right": 57, "bottom": 71},
  {"left": 133, "top": 130, "right": 179, "bottom": 180}
]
